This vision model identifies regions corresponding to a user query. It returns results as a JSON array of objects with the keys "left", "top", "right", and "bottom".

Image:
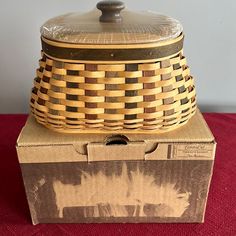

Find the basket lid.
[{"left": 41, "top": 0, "right": 183, "bottom": 45}]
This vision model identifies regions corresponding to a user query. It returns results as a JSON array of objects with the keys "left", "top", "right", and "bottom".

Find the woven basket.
[
  {"left": 30, "top": 2, "right": 197, "bottom": 133},
  {"left": 31, "top": 41, "right": 196, "bottom": 133}
]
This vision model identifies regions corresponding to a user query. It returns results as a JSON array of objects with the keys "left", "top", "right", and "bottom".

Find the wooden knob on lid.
[{"left": 97, "top": 0, "right": 125, "bottom": 23}]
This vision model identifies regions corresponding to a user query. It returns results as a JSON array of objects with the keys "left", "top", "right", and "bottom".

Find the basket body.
[{"left": 31, "top": 37, "right": 196, "bottom": 132}]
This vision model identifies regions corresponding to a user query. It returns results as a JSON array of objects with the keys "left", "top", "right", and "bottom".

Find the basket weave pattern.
[{"left": 31, "top": 52, "right": 196, "bottom": 132}]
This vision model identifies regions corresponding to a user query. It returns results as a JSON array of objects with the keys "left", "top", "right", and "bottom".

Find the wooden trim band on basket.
[
  {"left": 42, "top": 51, "right": 183, "bottom": 65},
  {"left": 41, "top": 35, "right": 184, "bottom": 62}
]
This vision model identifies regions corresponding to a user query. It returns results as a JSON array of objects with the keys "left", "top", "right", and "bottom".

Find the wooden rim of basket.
[
  {"left": 42, "top": 34, "right": 184, "bottom": 49},
  {"left": 41, "top": 34, "right": 184, "bottom": 62}
]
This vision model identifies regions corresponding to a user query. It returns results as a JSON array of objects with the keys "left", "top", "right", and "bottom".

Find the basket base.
[{"left": 35, "top": 110, "right": 196, "bottom": 134}]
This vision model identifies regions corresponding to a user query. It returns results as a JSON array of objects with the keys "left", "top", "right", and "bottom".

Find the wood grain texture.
[{"left": 41, "top": 36, "right": 183, "bottom": 61}]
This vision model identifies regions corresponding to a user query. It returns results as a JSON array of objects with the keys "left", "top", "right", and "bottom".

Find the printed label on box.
[{"left": 172, "top": 144, "right": 214, "bottom": 159}]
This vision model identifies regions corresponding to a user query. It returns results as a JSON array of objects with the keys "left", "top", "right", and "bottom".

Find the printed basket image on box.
[
  {"left": 16, "top": 110, "right": 216, "bottom": 224},
  {"left": 30, "top": 0, "right": 196, "bottom": 133}
]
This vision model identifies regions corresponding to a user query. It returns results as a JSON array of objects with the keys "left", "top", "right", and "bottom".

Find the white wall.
[{"left": 0, "top": 0, "right": 235, "bottom": 113}]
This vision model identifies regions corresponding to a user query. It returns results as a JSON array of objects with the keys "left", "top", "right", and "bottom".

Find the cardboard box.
[{"left": 16, "top": 110, "right": 216, "bottom": 224}]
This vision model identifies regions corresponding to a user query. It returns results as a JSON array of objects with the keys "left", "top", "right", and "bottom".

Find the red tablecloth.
[{"left": 0, "top": 114, "right": 235, "bottom": 236}]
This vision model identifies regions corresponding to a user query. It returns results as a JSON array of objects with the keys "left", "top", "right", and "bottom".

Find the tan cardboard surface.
[
  {"left": 17, "top": 109, "right": 214, "bottom": 147},
  {"left": 20, "top": 159, "right": 214, "bottom": 224},
  {"left": 17, "top": 109, "right": 216, "bottom": 224},
  {"left": 87, "top": 142, "right": 146, "bottom": 162}
]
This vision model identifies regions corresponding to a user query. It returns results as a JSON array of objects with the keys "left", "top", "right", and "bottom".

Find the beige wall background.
[{"left": 0, "top": 0, "right": 235, "bottom": 113}]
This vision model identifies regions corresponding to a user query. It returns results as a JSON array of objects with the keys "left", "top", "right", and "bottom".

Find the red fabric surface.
[{"left": 0, "top": 114, "right": 235, "bottom": 236}]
